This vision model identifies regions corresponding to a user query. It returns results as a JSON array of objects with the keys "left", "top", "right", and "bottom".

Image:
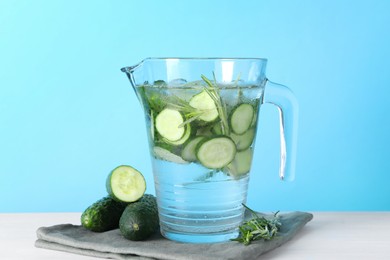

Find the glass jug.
[{"left": 121, "top": 58, "right": 298, "bottom": 243}]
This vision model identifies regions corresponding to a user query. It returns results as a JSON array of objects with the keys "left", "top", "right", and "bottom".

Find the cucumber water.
[{"left": 139, "top": 76, "right": 263, "bottom": 242}]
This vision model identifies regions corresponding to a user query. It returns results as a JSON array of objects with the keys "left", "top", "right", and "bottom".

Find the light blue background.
[{"left": 1, "top": 0, "right": 389, "bottom": 213}]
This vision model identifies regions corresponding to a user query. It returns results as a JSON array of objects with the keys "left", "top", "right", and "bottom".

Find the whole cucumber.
[
  {"left": 119, "top": 194, "right": 159, "bottom": 241},
  {"left": 81, "top": 196, "right": 127, "bottom": 232}
]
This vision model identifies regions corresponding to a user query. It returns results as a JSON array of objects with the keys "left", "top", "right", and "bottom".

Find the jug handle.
[{"left": 263, "top": 80, "right": 299, "bottom": 181}]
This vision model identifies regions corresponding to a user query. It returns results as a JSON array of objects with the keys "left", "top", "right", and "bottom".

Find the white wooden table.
[{"left": 0, "top": 212, "right": 389, "bottom": 259}]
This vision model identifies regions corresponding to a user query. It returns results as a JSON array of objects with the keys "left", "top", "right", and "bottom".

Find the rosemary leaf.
[{"left": 231, "top": 204, "right": 281, "bottom": 245}]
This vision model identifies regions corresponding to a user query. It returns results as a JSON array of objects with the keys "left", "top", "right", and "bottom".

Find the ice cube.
[{"left": 168, "top": 78, "right": 187, "bottom": 86}]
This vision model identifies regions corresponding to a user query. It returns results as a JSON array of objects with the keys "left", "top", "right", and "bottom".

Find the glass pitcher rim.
[
  {"left": 121, "top": 57, "right": 268, "bottom": 72},
  {"left": 141, "top": 57, "right": 267, "bottom": 61}
]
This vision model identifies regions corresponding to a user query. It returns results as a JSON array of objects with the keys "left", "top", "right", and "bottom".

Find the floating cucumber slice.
[
  {"left": 164, "top": 123, "right": 192, "bottom": 146},
  {"left": 181, "top": 136, "right": 206, "bottom": 162},
  {"left": 196, "top": 136, "right": 236, "bottom": 169},
  {"left": 230, "top": 128, "right": 255, "bottom": 151},
  {"left": 153, "top": 146, "right": 189, "bottom": 164},
  {"left": 106, "top": 165, "right": 146, "bottom": 203},
  {"left": 226, "top": 148, "right": 253, "bottom": 179},
  {"left": 189, "top": 90, "right": 219, "bottom": 122},
  {"left": 155, "top": 108, "right": 185, "bottom": 141},
  {"left": 230, "top": 103, "right": 255, "bottom": 135}
]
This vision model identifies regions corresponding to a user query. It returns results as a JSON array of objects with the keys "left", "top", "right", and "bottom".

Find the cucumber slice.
[
  {"left": 106, "top": 165, "right": 146, "bottom": 203},
  {"left": 196, "top": 136, "right": 236, "bottom": 169},
  {"left": 189, "top": 90, "right": 219, "bottom": 122},
  {"left": 230, "top": 103, "right": 255, "bottom": 134},
  {"left": 181, "top": 136, "right": 206, "bottom": 162},
  {"left": 155, "top": 108, "right": 185, "bottom": 141},
  {"left": 164, "top": 123, "right": 191, "bottom": 146},
  {"left": 226, "top": 148, "right": 253, "bottom": 179},
  {"left": 230, "top": 128, "right": 255, "bottom": 151},
  {"left": 153, "top": 146, "right": 189, "bottom": 164}
]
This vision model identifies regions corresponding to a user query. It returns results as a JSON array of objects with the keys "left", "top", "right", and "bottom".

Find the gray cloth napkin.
[{"left": 35, "top": 211, "right": 313, "bottom": 260}]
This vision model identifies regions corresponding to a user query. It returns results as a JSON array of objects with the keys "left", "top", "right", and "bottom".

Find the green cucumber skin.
[
  {"left": 119, "top": 194, "right": 159, "bottom": 241},
  {"left": 181, "top": 136, "right": 206, "bottom": 162},
  {"left": 229, "top": 103, "right": 255, "bottom": 135},
  {"left": 106, "top": 165, "right": 146, "bottom": 203},
  {"left": 230, "top": 128, "right": 255, "bottom": 151},
  {"left": 196, "top": 135, "right": 237, "bottom": 169},
  {"left": 81, "top": 196, "right": 127, "bottom": 232},
  {"left": 155, "top": 108, "right": 186, "bottom": 142}
]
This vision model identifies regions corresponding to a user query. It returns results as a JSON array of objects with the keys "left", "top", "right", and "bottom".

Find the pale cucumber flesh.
[
  {"left": 230, "top": 103, "right": 255, "bottom": 135},
  {"left": 155, "top": 108, "right": 185, "bottom": 141},
  {"left": 196, "top": 136, "right": 236, "bottom": 169}
]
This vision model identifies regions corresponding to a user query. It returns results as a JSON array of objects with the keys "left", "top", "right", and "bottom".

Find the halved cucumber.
[
  {"left": 153, "top": 146, "right": 189, "bottom": 164},
  {"left": 189, "top": 90, "right": 219, "bottom": 122},
  {"left": 196, "top": 136, "right": 236, "bottom": 169},
  {"left": 230, "top": 103, "right": 255, "bottom": 135},
  {"left": 230, "top": 128, "right": 255, "bottom": 151},
  {"left": 181, "top": 136, "right": 206, "bottom": 162},
  {"left": 106, "top": 165, "right": 146, "bottom": 203},
  {"left": 155, "top": 108, "right": 185, "bottom": 141},
  {"left": 226, "top": 148, "right": 253, "bottom": 179}
]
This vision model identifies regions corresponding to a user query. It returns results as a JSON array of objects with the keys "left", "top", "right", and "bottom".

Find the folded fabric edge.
[
  {"left": 35, "top": 239, "right": 155, "bottom": 260},
  {"left": 34, "top": 211, "right": 314, "bottom": 260}
]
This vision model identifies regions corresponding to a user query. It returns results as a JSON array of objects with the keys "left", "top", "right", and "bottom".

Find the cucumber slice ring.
[
  {"left": 230, "top": 103, "right": 255, "bottom": 135},
  {"left": 106, "top": 165, "right": 146, "bottom": 203},
  {"left": 181, "top": 136, "right": 205, "bottom": 162},
  {"left": 196, "top": 136, "right": 236, "bottom": 169},
  {"left": 230, "top": 128, "right": 255, "bottom": 151},
  {"left": 226, "top": 148, "right": 253, "bottom": 179},
  {"left": 153, "top": 146, "right": 189, "bottom": 164},
  {"left": 189, "top": 90, "right": 219, "bottom": 122},
  {"left": 164, "top": 123, "right": 192, "bottom": 146},
  {"left": 155, "top": 108, "right": 185, "bottom": 141}
]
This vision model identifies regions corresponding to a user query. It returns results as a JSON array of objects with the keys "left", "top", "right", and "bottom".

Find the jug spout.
[{"left": 121, "top": 60, "right": 145, "bottom": 88}]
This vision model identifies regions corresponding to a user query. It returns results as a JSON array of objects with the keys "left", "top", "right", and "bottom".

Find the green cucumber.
[
  {"left": 155, "top": 108, "right": 185, "bottom": 141},
  {"left": 226, "top": 148, "right": 253, "bottom": 179},
  {"left": 119, "top": 194, "right": 159, "bottom": 241},
  {"left": 181, "top": 136, "right": 206, "bottom": 162},
  {"left": 230, "top": 128, "right": 255, "bottom": 151},
  {"left": 189, "top": 90, "right": 219, "bottom": 122},
  {"left": 230, "top": 103, "right": 255, "bottom": 134},
  {"left": 153, "top": 146, "right": 189, "bottom": 164},
  {"left": 196, "top": 136, "right": 236, "bottom": 169},
  {"left": 81, "top": 196, "right": 127, "bottom": 232},
  {"left": 106, "top": 165, "right": 146, "bottom": 203},
  {"left": 164, "top": 123, "right": 191, "bottom": 146}
]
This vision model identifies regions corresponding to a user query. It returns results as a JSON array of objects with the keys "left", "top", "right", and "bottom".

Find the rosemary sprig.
[
  {"left": 231, "top": 204, "right": 281, "bottom": 246},
  {"left": 201, "top": 74, "right": 230, "bottom": 135}
]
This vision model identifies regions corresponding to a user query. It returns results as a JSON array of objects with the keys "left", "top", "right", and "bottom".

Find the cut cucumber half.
[
  {"left": 164, "top": 123, "right": 191, "bottom": 146},
  {"left": 226, "top": 148, "right": 253, "bottom": 179},
  {"left": 106, "top": 165, "right": 146, "bottom": 203},
  {"left": 155, "top": 108, "right": 185, "bottom": 141},
  {"left": 153, "top": 146, "right": 189, "bottom": 164},
  {"left": 196, "top": 136, "right": 236, "bottom": 169},
  {"left": 181, "top": 136, "right": 206, "bottom": 162},
  {"left": 230, "top": 128, "right": 255, "bottom": 151},
  {"left": 230, "top": 103, "right": 255, "bottom": 134},
  {"left": 189, "top": 90, "right": 219, "bottom": 122}
]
